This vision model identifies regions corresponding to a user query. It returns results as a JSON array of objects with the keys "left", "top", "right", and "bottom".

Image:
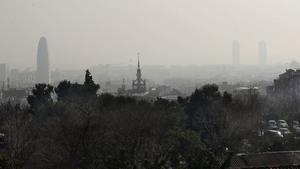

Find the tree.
[
  {"left": 54, "top": 80, "right": 72, "bottom": 101},
  {"left": 2, "top": 104, "right": 34, "bottom": 169},
  {"left": 164, "top": 129, "right": 219, "bottom": 169},
  {"left": 223, "top": 92, "right": 232, "bottom": 106},
  {"left": 55, "top": 70, "right": 100, "bottom": 102},
  {"left": 83, "top": 69, "right": 100, "bottom": 97},
  {"left": 185, "top": 84, "right": 223, "bottom": 132},
  {"left": 27, "top": 84, "right": 53, "bottom": 109},
  {"left": 184, "top": 84, "right": 236, "bottom": 156}
]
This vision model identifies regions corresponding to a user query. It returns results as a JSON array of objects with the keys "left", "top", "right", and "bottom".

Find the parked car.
[
  {"left": 278, "top": 120, "right": 288, "bottom": 128},
  {"left": 293, "top": 125, "right": 300, "bottom": 134},
  {"left": 293, "top": 120, "right": 300, "bottom": 128},
  {"left": 264, "top": 130, "right": 284, "bottom": 139},
  {"left": 293, "top": 120, "right": 299, "bottom": 125},
  {"left": 268, "top": 120, "right": 278, "bottom": 129},
  {"left": 279, "top": 128, "right": 291, "bottom": 135}
]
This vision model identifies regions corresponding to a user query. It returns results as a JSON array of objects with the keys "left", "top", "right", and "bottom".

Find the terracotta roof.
[{"left": 230, "top": 151, "right": 300, "bottom": 169}]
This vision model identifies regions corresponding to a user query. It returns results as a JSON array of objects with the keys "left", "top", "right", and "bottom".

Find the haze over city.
[
  {"left": 1, "top": 0, "right": 300, "bottom": 69},
  {"left": 3, "top": 1, "right": 300, "bottom": 169}
]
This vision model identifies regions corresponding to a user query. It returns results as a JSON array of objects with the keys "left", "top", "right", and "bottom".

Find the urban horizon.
[{"left": 2, "top": 1, "right": 300, "bottom": 169}]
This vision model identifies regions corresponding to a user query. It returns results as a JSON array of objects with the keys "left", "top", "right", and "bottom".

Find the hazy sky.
[{"left": 1, "top": 0, "right": 300, "bottom": 70}]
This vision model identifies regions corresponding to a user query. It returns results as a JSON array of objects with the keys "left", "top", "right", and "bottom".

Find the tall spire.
[
  {"left": 136, "top": 52, "right": 142, "bottom": 81},
  {"left": 132, "top": 52, "right": 146, "bottom": 93},
  {"left": 137, "top": 52, "right": 140, "bottom": 69}
]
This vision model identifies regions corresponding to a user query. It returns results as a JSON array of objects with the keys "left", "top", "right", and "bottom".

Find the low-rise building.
[
  {"left": 233, "top": 87, "right": 259, "bottom": 104},
  {"left": 267, "top": 69, "right": 300, "bottom": 99}
]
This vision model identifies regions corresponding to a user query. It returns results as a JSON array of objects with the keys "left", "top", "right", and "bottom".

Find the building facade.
[
  {"left": 267, "top": 69, "right": 300, "bottom": 99},
  {"left": 0, "top": 64, "right": 6, "bottom": 89}
]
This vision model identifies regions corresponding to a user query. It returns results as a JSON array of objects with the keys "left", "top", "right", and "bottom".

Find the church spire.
[
  {"left": 136, "top": 52, "right": 142, "bottom": 80},
  {"left": 137, "top": 52, "right": 140, "bottom": 69},
  {"left": 132, "top": 52, "right": 146, "bottom": 93}
]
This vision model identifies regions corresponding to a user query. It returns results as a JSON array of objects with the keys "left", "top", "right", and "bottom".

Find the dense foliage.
[
  {"left": 0, "top": 70, "right": 220, "bottom": 169},
  {"left": 0, "top": 70, "right": 299, "bottom": 168}
]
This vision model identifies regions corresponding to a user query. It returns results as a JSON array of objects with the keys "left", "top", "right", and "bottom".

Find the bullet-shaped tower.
[
  {"left": 258, "top": 40, "right": 267, "bottom": 65},
  {"left": 36, "top": 37, "right": 50, "bottom": 84}
]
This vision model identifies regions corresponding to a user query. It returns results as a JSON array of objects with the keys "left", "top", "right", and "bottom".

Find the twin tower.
[
  {"left": 232, "top": 40, "right": 267, "bottom": 65},
  {"left": 36, "top": 37, "right": 50, "bottom": 84}
]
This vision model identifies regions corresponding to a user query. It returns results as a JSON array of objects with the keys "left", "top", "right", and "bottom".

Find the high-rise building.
[
  {"left": 36, "top": 37, "right": 50, "bottom": 84},
  {"left": 258, "top": 40, "right": 267, "bottom": 65},
  {"left": 0, "top": 64, "right": 6, "bottom": 89},
  {"left": 232, "top": 40, "right": 240, "bottom": 65},
  {"left": 10, "top": 69, "right": 19, "bottom": 88}
]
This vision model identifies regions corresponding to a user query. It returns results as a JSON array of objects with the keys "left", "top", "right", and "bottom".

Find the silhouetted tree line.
[
  {"left": 0, "top": 70, "right": 219, "bottom": 169},
  {"left": 0, "top": 70, "right": 298, "bottom": 169}
]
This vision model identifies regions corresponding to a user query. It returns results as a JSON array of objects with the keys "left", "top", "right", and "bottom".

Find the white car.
[
  {"left": 279, "top": 128, "right": 291, "bottom": 135},
  {"left": 278, "top": 120, "right": 288, "bottom": 128},
  {"left": 264, "top": 130, "right": 284, "bottom": 138},
  {"left": 268, "top": 120, "right": 278, "bottom": 129}
]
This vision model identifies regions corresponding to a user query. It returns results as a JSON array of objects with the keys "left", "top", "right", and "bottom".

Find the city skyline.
[
  {"left": 0, "top": 36, "right": 287, "bottom": 71},
  {"left": 2, "top": 0, "right": 300, "bottom": 69},
  {"left": 1, "top": 2, "right": 300, "bottom": 168}
]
